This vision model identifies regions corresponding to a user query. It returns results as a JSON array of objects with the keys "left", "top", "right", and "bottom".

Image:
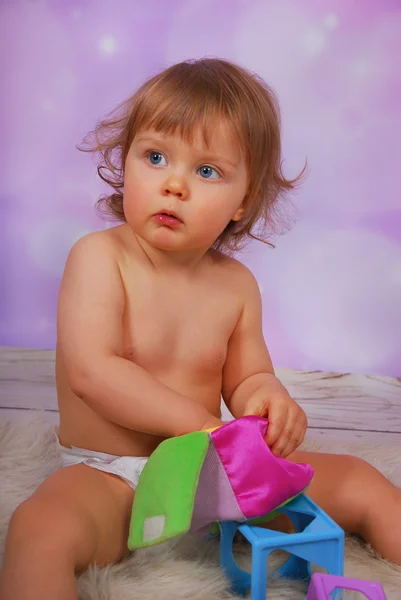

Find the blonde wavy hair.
[{"left": 79, "top": 58, "right": 305, "bottom": 254}]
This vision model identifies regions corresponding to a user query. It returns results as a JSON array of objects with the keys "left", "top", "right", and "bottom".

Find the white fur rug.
[{"left": 1, "top": 414, "right": 401, "bottom": 599}]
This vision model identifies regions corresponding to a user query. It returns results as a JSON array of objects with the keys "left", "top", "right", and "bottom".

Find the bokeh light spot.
[
  {"left": 324, "top": 14, "right": 339, "bottom": 30},
  {"left": 301, "top": 28, "right": 326, "bottom": 56},
  {"left": 98, "top": 35, "right": 117, "bottom": 56}
]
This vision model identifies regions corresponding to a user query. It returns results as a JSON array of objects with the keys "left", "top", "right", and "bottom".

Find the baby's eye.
[
  {"left": 147, "top": 151, "right": 167, "bottom": 166},
  {"left": 198, "top": 165, "right": 220, "bottom": 180}
]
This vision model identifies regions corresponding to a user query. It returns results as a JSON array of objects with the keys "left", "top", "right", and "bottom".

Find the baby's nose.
[{"left": 162, "top": 175, "right": 189, "bottom": 200}]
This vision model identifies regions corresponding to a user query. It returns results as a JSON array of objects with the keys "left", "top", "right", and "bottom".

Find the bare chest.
[{"left": 121, "top": 275, "right": 240, "bottom": 379}]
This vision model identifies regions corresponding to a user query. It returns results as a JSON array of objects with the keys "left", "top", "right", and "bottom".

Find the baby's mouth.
[{"left": 153, "top": 213, "right": 183, "bottom": 227}]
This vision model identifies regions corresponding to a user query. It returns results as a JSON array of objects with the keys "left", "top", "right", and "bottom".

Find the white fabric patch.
[{"left": 143, "top": 515, "right": 166, "bottom": 541}]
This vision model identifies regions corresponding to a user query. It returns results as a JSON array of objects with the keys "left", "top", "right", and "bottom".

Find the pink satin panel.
[{"left": 210, "top": 416, "right": 314, "bottom": 519}]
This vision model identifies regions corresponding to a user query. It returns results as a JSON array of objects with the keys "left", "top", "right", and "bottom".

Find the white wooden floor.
[{"left": 1, "top": 347, "right": 401, "bottom": 444}]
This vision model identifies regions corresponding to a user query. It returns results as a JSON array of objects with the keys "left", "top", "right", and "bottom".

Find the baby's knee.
[
  {"left": 7, "top": 496, "right": 96, "bottom": 568},
  {"left": 340, "top": 454, "right": 394, "bottom": 527}
]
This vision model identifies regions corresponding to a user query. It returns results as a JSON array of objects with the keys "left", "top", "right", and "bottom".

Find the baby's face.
[{"left": 123, "top": 120, "right": 248, "bottom": 253}]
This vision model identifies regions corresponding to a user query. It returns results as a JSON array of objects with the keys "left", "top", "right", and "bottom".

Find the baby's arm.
[
  {"left": 222, "top": 264, "right": 307, "bottom": 457},
  {"left": 222, "top": 265, "right": 284, "bottom": 415},
  {"left": 57, "top": 233, "right": 221, "bottom": 438}
]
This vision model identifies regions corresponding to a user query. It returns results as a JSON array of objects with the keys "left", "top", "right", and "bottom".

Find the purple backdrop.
[{"left": 1, "top": 0, "right": 400, "bottom": 376}]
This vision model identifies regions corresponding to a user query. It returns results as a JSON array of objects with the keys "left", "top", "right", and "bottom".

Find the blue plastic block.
[{"left": 219, "top": 494, "right": 344, "bottom": 600}]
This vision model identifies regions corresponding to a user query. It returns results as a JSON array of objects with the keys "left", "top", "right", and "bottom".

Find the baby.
[{"left": 1, "top": 58, "right": 400, "bottom": 600}]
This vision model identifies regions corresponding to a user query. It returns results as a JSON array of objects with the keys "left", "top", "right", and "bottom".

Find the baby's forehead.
[{"left": 138, "top": 119, "right": 244, "bottom": 159}]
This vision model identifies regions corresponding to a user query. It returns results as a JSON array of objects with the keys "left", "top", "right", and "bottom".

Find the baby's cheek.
[{"left": 123, "top": 176, "right": 149, "bottom": 216}]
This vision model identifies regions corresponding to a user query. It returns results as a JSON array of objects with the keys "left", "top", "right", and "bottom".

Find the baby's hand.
[{"left": 243, "top": 387, "right": 307, "bottom": 458}]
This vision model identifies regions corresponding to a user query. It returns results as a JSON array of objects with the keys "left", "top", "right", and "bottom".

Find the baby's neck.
[{"left": 132, "top": 232, "right": 211, "bottom": 277}]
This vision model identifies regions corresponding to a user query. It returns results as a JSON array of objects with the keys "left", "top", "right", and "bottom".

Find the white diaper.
[{"left": 57, "top": 439, "right": 148, "bottom": 489}]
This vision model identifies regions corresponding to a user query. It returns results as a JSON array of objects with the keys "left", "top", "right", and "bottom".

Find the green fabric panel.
[{"left": 128, "top": 432, "right": 209, "bottom": 550}]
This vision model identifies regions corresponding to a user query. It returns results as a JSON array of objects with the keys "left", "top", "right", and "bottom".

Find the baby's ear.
[{"left": 232, "top": 205, "right": 246, "bottom": 222}]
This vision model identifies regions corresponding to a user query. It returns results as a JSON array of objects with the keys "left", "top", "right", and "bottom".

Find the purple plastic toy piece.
[{"left": 306, "top": 573, "right": 387, "bottom": 600}]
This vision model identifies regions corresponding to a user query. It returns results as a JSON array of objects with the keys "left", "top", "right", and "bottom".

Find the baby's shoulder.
[
  {"left": 70, "top": 225, "right": 129, "bottom": 257},
  {"left": 208, "top": 251, "right": 258, "bottom": 291},
  {"left": 63, "top": 226, "right": 131, "bottom": 282}
]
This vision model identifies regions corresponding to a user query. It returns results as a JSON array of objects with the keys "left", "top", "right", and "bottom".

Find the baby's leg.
[
  {"left": 288, "top": 450, "right": 401, "bottom": 564},
  {"left": 0, "top": 464, "right": 134, "bottom": 600}
]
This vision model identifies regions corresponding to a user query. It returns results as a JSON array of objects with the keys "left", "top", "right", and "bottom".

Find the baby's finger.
[
  {"left": 270, "top": 426, "right": 293, "bottom": 456},
  {"left": 279, "top": 431, "right": 302, "bottom": 458},
  {"left": 295, "top": 417, "right": 307, "bottom": 448},
  {"left": 270, "top": 408, "right": 300, "bottom": 457},
  {"left": 264, "top": 405, "right": 288, "bottom": 448},
  {"left": 279, "top": 418, "right": 307, "bottom": 458}
]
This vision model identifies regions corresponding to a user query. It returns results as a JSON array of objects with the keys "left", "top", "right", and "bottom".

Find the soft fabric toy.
[{"left": 128, "top": 415, "right": 314, "bottom": 550}]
